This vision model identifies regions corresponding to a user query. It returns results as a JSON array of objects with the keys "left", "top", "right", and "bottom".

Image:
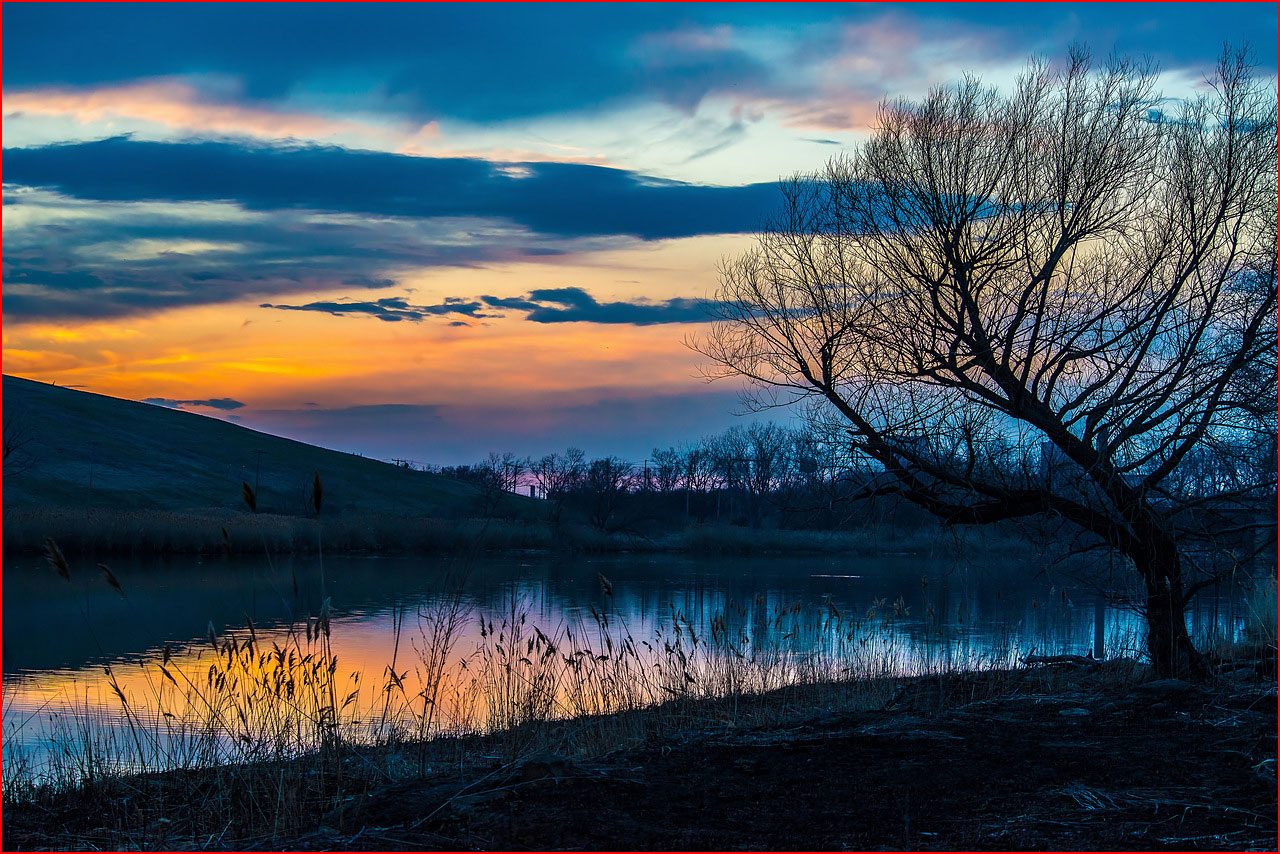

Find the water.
[{"left": 1, "top": 548, "right": 1247, "bottom": 778}]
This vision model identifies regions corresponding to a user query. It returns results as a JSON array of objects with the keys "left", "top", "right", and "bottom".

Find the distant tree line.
[
  {"left": 419, "top": 419, "right": 1273, "bottom": 541},
  {"left": 426, "top": 422, "right": 870, "bottom": 532}
]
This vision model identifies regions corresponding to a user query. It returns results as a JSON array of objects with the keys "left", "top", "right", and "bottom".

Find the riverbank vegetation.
[
  {"left": 0, "top": 504, "right": 996, "bottom": 557},
  {"left": 4, "top": 586, "right": 1273, "bottom": 851}
]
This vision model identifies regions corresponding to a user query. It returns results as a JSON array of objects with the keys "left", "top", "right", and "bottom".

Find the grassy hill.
[
  {"left": 1, "top": 376, "right": 898, "bottom": 558},
  {"left": 2, "top": 374, "right": 479, "bottom": 516}
]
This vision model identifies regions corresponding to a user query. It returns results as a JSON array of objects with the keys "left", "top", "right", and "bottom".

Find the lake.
[{"left": 1, "top": 547, "right": 1249, "bottom": 777}]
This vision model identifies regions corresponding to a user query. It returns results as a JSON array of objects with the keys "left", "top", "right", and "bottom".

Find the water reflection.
[{"left": 2, "top": 551, "right": 1248, "bottom": 776}]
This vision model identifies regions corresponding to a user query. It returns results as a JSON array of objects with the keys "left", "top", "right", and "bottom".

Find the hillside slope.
[{"left": 1, "top": 375, "right": 480, "bottom": 516}]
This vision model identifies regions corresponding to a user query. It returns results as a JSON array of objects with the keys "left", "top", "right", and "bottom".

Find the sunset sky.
[{"left": 3, "top": 3, "right": 1275, "bottom": 463}]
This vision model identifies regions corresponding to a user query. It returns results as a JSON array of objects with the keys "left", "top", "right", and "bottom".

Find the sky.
[{"left": 3, "top": 3, "right": 1276, "bottom": 464}]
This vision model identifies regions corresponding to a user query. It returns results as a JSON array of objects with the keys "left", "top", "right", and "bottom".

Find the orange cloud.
[
  {"left": 5, "top": 80, "right": 619, "bottom": 167},
  {"left": 2, "top": 272, "right": 717, "bottom": 414},
  {"left": 1, "top": 233, "right": 751, "bottom": 468},
  {"left": 774, "top": 97, "right": 882, "bottom": 133},
  {"left": 4, "top": 80, "right": 371, "bottom": 140}
]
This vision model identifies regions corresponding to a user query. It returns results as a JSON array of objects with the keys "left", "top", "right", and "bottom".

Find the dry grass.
[
  {"left": 8, "top": 572, "right": 1267, "bottom": 851},
  {"left": 2, "top": 507, "right": 1021, "bottom": 558},
  {"left": 3, "top": 521, "right": 1263, "bottom": 850},
  {"left": 1, "top": 508, "right": 554, "bottom": 555},
  {"left": 3, "top": 569, "right": 1044, "bottom": 844}
]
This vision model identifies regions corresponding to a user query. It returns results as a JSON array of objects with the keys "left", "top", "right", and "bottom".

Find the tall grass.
[
  {"left": 4, "top": 582, "right": 1035, "bottom": 802},
  {"left": 2, "top": 508, "right": 998, "bottom": 557},
  {"left": 4, "top": 534, "right": 1253, "bottom": 848}
]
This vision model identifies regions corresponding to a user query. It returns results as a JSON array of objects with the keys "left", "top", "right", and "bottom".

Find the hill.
[{"left": 1, "top": 374, "right": 480, "bottom": 516}]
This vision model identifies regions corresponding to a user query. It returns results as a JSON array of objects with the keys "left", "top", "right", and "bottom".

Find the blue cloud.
[
  {"left": 1, "top": 139, "right": 783, "bottom": 320},
  {"left": 260, "top": 287, "right": 718, "bottom": 326},
  {"left": 260, "top": 297, "right": 493, "bottom": 322},
  {"left": 4, "top": 4, "right": 1273, "bottom": 126},
  {"left": 520, "top": 287, "right": 713, "bottom": 325},
  {"left": 481, "top": 295, "right": 544, "bottom": 311},
  {"left": 3, "top": 138, "right": 781, "bottom": 240}
]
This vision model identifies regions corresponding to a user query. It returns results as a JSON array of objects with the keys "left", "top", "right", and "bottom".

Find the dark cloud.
[
  {"left": 520, "top": 287, "right": 713, "bottom": 325},
  {"left": 4, "top": 5, "right": 1272, "bottom": 124},
  {"left": 142, "top": 397, "right": 246, "bottom": 411},
  {"left": 3, "top": 138, "right": 780, "bottom": 240},
  {"left": 258, "top": 286, "right": 717, "bottom": 326},
  {"left": 0, "top": 189, "right": 609, "bottom": 321},
  {"left": 481, "top": 295, "right": 543, "bottom": 311},
  {"left": 259, "top": 297, "right": 493, "bottom": 322},
  {"left": 632, "top": 33, "right": 777, "bottom": 114},
  {"left": 7, "top": 5, "right": 770, "bottom": 121},
  {"left": 2, "top": 139, "right": 782, "bottom": 320}
]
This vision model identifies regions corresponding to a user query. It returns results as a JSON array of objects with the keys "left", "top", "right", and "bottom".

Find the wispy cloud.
[
  {"left": 2, "top": 139, "right": 780, "bottom": 320},
  {"left": 3, "top": 80, "right": 371, "bottom": 140},
  {"left": 260, "top": 297, "right": 494, "bottom": 322},
  {"left": 259, "top": 287, "right": 718, "bottom": 326},
  {"left": 6, "top": 4, "right": 1270, "bottom": 129},
  {"left": 492, "top": 287, "right": 716, "bottom": 325},
  {"left": 142, "top": 396, "right": 245, "bottom": 410},
  {"left": 3, "top": 138, "right": 780, "bottom": 240}
]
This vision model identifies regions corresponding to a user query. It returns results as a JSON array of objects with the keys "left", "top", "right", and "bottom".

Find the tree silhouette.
[{"left": 698, "top": 47, "right": 1277, "bottom": 677}]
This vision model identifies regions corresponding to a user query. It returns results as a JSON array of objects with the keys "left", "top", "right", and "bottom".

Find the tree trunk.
[{"left": 1138, "top": 550, "right": 1207, "bottom": 679}]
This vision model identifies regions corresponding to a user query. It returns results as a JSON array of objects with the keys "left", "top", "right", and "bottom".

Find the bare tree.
[
  {"left": 651, "top": 446, "right": 685, "bottom": 495},
  {"left": 682, "top": 440, "right": 717, "bottom": 496},
  {"left": 485, "top": 451, "right": 524, "bottom": 494},
  {"left": 470, "top": 464, "right": 507, "bottom": 518},
  {"left": 581, "top": 456, "right": 634, "bottom": 531},
  {"left": 528, "top": 447, "right": 586, "bottom": 527},
  {"left": 697, "top": 47, "right": 1277, "bottom": 677},
  {"left": 743, "top": 421, "right": 795, "bottom": 499}
]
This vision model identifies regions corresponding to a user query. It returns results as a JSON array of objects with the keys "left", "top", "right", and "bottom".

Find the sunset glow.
[{"left": 4, "top": 3, "right": 1274, "bottom": 463}]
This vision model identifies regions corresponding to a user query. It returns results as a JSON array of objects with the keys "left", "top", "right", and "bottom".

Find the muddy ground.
[{"left": 5, "top": 667, "right": 1275, "bottom": 851}]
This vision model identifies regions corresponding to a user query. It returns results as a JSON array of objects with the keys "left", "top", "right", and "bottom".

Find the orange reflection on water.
[{"left": 4, "top": 590, "right": 955, "bottom": 775}]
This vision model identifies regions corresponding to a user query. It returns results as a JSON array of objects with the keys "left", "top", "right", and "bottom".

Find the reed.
[
  {"left": 6, "top": 587, "right": 1031, "bottom": 791},
  {"left": 4, "top": 528, "right": 1260, "bottom": 850}
]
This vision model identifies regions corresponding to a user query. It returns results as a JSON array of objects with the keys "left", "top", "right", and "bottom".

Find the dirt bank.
[{"left": 5, "top": 666, "right": 1274, "bottom": 851}]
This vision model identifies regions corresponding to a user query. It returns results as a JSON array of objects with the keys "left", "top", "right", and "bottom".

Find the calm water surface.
[{"left": 2, "top": 549, "right": 1247, "bottom": 770}]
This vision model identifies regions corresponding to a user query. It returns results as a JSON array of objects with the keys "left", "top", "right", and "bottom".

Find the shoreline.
[
  {"left": 2, "top": 505, "right": 1000, "bottom": 558},
  {"left": 4, "top": 662, "right": 1275, "bottom": 851}
]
